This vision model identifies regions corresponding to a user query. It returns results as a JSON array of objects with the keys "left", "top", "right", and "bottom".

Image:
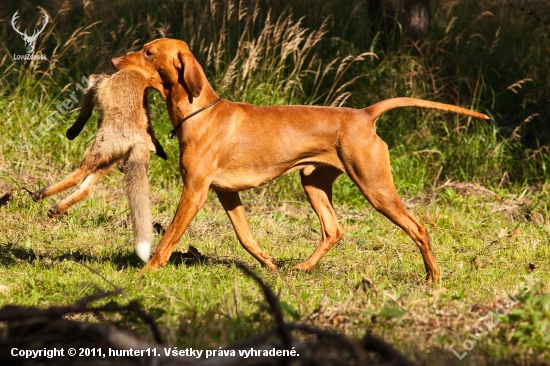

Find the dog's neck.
[{"left": 165, "top": 82, "right": 219, "bottom": 128}]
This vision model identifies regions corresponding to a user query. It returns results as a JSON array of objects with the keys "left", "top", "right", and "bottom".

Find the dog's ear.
[{"left": 174, "top": 48, "right": 202, "bottom": 98}]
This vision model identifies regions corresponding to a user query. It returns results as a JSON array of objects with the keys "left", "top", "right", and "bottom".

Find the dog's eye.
[{"left": 144, "top": 49, "right": 154, "bottom": 57}]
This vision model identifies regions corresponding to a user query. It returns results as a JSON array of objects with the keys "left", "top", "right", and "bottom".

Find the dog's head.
[{"left": 111, "top": 38, "right": 203, "bottom": 100}]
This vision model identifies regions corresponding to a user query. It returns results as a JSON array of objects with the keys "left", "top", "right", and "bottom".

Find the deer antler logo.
[{"left": 11, "top": 11, "right": 49, "bottom": 54}]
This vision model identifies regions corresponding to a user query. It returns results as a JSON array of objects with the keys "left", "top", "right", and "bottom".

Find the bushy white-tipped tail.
[
  {"left": 135, "top": 240, "right": 151, "bottom": 263},
  {"left": 123, "top": 146, "right": 153, "bottom": 263}
]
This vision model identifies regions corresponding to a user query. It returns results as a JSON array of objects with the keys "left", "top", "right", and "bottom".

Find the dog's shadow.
[
  {"left": 69, "top": 246, "right": 212, "bottom": 270},
  {"left": 0, "top": 242, "right": 197, "bottom": 269},
  {"left": 0, "top": 243, "right": 38, "bottom": 266},
  {"left": 0, "top": 242, "right": 243, "bottom": 270},
  {"left": 0, "top": 242, "right": 302, "bottom": 272}
]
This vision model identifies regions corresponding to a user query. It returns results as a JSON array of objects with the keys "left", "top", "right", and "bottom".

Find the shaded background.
[{"left": 1, "top": 0, "right": 549, "bottom": 188}]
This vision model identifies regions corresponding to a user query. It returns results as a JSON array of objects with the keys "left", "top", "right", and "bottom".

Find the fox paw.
[{"left": 30, "top": 189, "right": 45, "bottom": 202}]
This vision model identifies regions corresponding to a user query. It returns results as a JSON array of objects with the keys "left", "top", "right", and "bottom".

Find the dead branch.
[{"left": 0, "top": 266, "right": 417, "bottom": 365}]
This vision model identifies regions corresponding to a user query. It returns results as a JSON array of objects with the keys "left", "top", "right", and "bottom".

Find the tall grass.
[
  {"left": 0, "top": 0, "right": 548, "bottom": 196},
  {"left": 192, "top": 4, "right": 375, "bottom": 106}
]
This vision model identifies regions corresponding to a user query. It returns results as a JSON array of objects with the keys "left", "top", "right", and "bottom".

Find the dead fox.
[{"left": 29, "top": 69, "right": 167, "bottom": 262}]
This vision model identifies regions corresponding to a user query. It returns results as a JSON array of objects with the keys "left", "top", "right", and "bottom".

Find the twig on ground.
[
  {"left": 0, "top": 265, "right": 417, "bottom": 365},
  {"left": 235, "top": 262, "right": 292, "bottom": 350}
]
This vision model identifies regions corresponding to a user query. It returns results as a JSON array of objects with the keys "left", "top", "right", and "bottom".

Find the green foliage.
[
  {"left": 496, "top": 283, "right": 550, "bottom": 355},
  {"left": 378, "top": 307, "right": 406, "bottom": 320},
  {"left": 1, "top": 0, "right": 548, "bottom": 192},
  {"left": 279, "top": 300, "right": 300, "bottom": 321}
]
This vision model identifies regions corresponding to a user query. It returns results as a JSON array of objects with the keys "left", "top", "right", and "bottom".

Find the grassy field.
[
  {"left": 1, "top": 0, "right": 549, "bottom": 365},
  {"left": 1, "top": 162, "right": 549, "bottom": 364}
]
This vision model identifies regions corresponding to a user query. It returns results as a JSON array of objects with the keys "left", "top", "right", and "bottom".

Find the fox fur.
[{"left": 30, "top": 69, "right": 167, "bottom": 262}]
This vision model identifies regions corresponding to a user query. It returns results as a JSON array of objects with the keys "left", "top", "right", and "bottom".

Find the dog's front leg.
[
  {"left": 144, "top": 177, "right": 211, "bottom": 270},
  {"left": 216, "top": 190, "right": 277, "bottom": 270}
]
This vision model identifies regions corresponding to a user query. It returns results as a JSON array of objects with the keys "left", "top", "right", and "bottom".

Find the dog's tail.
[
  {"left": 364, "top": 97, "right": 490, "bottom": 122},
  {"left": 123, "top": 145, "right": 153, "bottom": 263}
]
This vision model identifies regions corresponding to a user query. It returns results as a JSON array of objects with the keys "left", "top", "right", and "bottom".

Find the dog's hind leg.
[
  {"left": 291, "top": 167, "right": 343, "bottom": 271},
  {"left": 215, "top": 190, "right": 278, "bottom": 270},
  {"left": 46, "top": 165, "right": 111, "bottom": 218},
  {"left": 341, "top": 135, "right": 440, "bottom": 283}
]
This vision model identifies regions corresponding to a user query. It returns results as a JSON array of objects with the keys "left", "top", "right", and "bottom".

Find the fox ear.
[{"left": 174, "top": 46, "right": 202, "bottom": 98}]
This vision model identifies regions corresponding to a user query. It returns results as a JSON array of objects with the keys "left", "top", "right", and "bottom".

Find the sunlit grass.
[{"left": 0, "top": 0, "right": 549, "bottom": 364}]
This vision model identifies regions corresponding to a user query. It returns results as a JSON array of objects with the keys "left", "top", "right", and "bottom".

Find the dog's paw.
[
  {"left": 47, "top": 205, "right": 60, "bottom": 218},
  {"left": 426, "top": 270, "right": 441, "bottom": 284},
  {"left": 290, "top": 261, "right": 314, "bottom": 272},
  {"left": 141, "top": 258, "right": 164, "bottom": 273},
  {"left": 261, "top": 253, "right": 278, "bottom": 270}
]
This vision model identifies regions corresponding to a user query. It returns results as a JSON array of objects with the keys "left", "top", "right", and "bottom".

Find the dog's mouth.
[{"left": 111, "top": 56, "right": 125, "bottom": 71}]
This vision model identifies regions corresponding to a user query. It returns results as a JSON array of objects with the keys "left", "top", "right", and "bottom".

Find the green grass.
[
  {"left": 1, "top": 167, "right": 549, "bottom": 364},
  {"left": 1, "top": 0, "right": 549, "bottom": 364}
]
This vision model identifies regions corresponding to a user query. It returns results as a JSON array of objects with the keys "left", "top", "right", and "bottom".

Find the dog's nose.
[{"left": 111, "top": 56, "right": 124, "bottom": 70}]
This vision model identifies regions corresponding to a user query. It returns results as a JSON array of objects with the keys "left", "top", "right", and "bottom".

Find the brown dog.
[
  {"left": 31, "top": 69, "right": 166, "bottom": 262},
  {"left": 112, "top": 38, "right": 489, "bottom": 282}
]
